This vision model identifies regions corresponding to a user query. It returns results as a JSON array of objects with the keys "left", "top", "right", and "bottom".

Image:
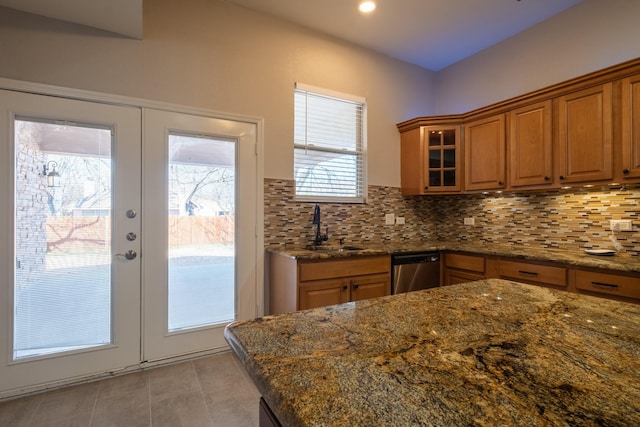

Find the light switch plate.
[
  {"left": 395, "top": 216, "right": 405, "bottom": 225},
  {"left": 464, "top": 217, "right": 475, "bottom": 226}
]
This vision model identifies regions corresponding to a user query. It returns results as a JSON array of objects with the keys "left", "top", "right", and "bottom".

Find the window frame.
[{"left": 293, "top": 83, "right": 368, "bottom": 204}]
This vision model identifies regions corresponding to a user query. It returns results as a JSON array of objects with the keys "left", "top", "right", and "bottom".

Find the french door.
[
  {"left": 142, "top": 108, "right": 259, "bottom": 361},
  {"left": 0, "top": 88, "right": 260, "bottom": 397},
  {"left": 0, "top": 90, "right": 142, "bottom": 396}
]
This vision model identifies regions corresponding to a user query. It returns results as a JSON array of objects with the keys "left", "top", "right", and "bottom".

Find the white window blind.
[{"left": 294, "top": 83, "right": 367, "bottom": 203}]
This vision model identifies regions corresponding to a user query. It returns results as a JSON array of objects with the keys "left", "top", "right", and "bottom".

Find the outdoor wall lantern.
[{"left": 43, "top": 161, "right": 60, "bottom": 187}]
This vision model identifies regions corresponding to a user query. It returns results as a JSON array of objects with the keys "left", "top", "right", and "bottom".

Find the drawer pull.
[
  {"left": 591, "top": 281, "right": 619, "bottom": 289},
  {"left": 518, "top": 270, "right": 539, "bottom": 276},
  {"left": 353, "top": 283, "right": 360, "bottom": 289}
]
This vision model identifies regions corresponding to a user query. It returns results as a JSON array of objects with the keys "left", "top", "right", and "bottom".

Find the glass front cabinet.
[
  {"left": 399, "top": 124, "right": 462, "bottom": 195},
  {"left": 425, "top": 127, "right": 461, "bottom": 192}
]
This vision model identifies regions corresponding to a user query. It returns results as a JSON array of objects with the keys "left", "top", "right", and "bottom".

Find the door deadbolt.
[
  {"left": 126, "top": 209, "right": 137, "bottom": 219},
  {"left": 126, "top": 232, "right": 137, "bottom": 241}
]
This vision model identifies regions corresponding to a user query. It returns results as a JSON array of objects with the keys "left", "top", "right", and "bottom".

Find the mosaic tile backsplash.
[{"left": 264, "top": 179, "right": 640, "bottom": 257}]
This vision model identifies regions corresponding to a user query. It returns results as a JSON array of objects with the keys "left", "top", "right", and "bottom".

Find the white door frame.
[{"left": 0, "top": 77, "right": 264, "bottom": 399}]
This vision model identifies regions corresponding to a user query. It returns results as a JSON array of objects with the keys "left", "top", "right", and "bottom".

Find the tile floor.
[{"left": 0, "top": 351, "right": 260, "bottom": 427}]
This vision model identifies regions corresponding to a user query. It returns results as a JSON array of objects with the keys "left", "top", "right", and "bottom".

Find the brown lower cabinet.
[
  {"left": 298, "top": 273, "right": 390, "bottom": 311},
  {"left": 269, "top": 253, "right": 391, "bottom": 314},
  {"left": 574, "top": 269, "right": 640, "bottom": 302},
  {"left": 443, "top": 252, "right": 486, "bottom": 285},
  {"left": 444, "top": 251, "right": 639, "bottom": 304},
  {"left": 497, "top": 258, "right": 567, "bottom": 290}
]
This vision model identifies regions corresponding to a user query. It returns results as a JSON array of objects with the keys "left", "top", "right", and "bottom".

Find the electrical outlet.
[
  {"left": 385, "top": 213, "right": 395, "bottom": 225},
  {"left": 464, "top": 217, "right": 475, "bottom": 226},
  {"left": 610, "top": 220, "right": 632, "bottom": 231},
  {"left": 395, "top": 216, "right": 405, "bottom": 225}
]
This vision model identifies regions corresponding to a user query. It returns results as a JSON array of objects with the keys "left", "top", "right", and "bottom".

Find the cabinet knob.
[
  {"left": 342, "top": 285, "right": 348, "bottom": 291},
  {"left": 352, "top": 283, "right": 359, "bottom": 290},
  {"left": 623, "top": 168, "right": 630, "bottom": 175},
  {"left": 559, "top": 175, "right": 565, "bottom": 180},
  {"left": 544, "top": 176, "right": 550, "bottom": 181},
  {"left": 498, "top": 181, "right": 504, "bottom": 186}
]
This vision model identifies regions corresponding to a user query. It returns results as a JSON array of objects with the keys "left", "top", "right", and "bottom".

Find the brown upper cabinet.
[
  {"left": 400, "top": 123, "right": 462, "bottom": 195},
  {"left": 556, "top": 83, "right": 613, "bottom": 185},
  {"left": 426, "top": 127, "right": 461, "bottom": 193},
  {"left": 397, "top": 57, "right": 640, "bottom": 195},
  {"left": 508, "top": 100, "right": 554, "bottom": 189},
  {"left": 464, "top": 114, "right": 506, "bottom": 191},
  {"left": 621, "top": 74, "right": 640, "bottom": 181}
]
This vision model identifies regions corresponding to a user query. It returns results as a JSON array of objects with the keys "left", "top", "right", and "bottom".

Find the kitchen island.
[{"left": 225, "top": 279, "right": 640, "bottom": 426}]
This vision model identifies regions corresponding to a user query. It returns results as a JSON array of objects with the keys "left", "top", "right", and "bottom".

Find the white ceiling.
[
  {"left": 0, "top": 0, "right": 584, "bottom": 70},
  {"left": 223, "top": 0, "right": 584, "bottom": 71}
]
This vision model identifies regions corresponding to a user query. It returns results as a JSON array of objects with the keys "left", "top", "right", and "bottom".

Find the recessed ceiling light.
[{"left": 359, "top": 1, "right": 376, "bottom": 13}]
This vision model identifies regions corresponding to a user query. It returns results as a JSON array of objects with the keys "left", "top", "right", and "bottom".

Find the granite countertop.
[
  {"left": 225, "top": 279, "right": 640, "bottom": 426},
  {"left": 267, "top": 241, "right": 640, "bottom": 273}
]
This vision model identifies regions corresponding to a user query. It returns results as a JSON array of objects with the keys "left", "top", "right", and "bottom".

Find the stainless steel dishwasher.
[{"left": 391, "top": 252, "right": 441, "bottom": 294}]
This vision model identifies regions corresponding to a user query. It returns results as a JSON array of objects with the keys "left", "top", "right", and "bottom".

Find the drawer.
[
  {"left": 299, "top": 255, "right": 390, "bottom": 282},
  {"left": 575, "top": 270, "right": 640, "bottom": 299},
  {"left": 499, "top": 259, "right": 567, "bottom": 287},
  {"left": 445, "top": 253, "right": 485, "bottom": 273}
]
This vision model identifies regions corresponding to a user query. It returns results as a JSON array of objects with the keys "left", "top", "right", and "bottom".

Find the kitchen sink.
[{"left": 306, "top": 245, "right": 364, "bottom": 253}]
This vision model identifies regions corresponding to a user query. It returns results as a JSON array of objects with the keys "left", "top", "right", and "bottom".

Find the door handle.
[{"left": 115, "top": 250, "right": 137, "bottom": 260}]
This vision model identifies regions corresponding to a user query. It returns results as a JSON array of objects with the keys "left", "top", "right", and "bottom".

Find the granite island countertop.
[
  {"left": 267, "top": 241, "right": 640, "bottom": 273},
  {"left": 225, "top": 279, "right": 640, "bottom": 426}
]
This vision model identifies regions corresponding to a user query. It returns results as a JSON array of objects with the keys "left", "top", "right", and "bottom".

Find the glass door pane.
[
  {"left": 14, "top": 118, "right": 113, "bottom": 360},
  {"left": 168, "top": 133, "right": 236, "bottom": 331}
]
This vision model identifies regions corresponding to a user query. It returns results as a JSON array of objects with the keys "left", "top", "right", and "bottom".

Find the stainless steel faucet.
[{"left": 312, "top": 204, "right": 328, "bottom": 246}]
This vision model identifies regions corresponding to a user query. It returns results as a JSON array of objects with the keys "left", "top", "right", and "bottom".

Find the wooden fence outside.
[{"left": 46, "top": 216, "right": 234, "bottom": 251}]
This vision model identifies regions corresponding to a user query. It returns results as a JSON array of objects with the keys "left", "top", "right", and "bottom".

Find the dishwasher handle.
[{"left": 392, "top": 253, "right": 440, "bottom": 265}]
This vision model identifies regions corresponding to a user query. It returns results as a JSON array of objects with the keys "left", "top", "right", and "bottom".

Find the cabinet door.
[
  {"left": 424, "top": 126, "right": 461, "bottom": 193},
  {"left": 299, "top": 278, "right": 350, "bottom": 310},
  {"left": 464, "top": 114, "right": 506, "bottom": 191},
  {"left": 498, "top": 259, "right": 567, "bottom": 289},
  {"left": 350, "top": 274, "right": 390, "bottom": 302},
  {"left": 574, "top": 270, "right": 640, "bottom": 302},
  {"left": 509, "top": 100, "right": 553, "bottom": 188},
  {"left": 443, "top": 270, "right": 485, "bottom": 286},
  {"left": 400, "top": 127, "right": 425, "bottom": 196},
  {"left": 621, "top": 75, "right": 640, "bottom": 180},
  {"left": 557, "top": 83, "right": 613, "bottom": 184},
  {"left": 444, "top": 252, "right": 485, "bottom": 274}
]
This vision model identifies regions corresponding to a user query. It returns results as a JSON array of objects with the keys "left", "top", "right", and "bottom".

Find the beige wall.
[
  {"left": 3, "top": 0, "right": 640, "bottom": 187},
  {"left": 435, "top": 0, "right": 640, "bottom": 114},
  {"left": 0, "top": 0, "right": 436, "bottom": 187}
]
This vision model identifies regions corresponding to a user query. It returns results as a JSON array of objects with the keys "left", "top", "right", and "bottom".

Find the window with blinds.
[{"left": 294, "top": 83, "right": 367, "bottom": 203}]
